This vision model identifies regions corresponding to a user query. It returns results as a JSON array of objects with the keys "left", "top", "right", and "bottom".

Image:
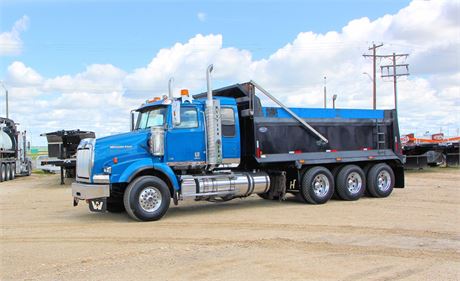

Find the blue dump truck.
[{"left": 72, "top": 65, "right": 404, "bottom": 221}]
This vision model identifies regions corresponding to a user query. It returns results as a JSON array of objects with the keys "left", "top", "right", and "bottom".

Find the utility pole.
[
  {"left": 0, "top": 81, "right": 8, "bottom": 119},
  {"left": 363, "top": 43, "right": 383, "bottom": 109},
  {"left": 380, "top": 53, "right": 409, "bottom": 112},
  {"left": 332, "top": 94, "right": 337, "bottom": 109},
  {"left": 323, "top": 76, "right": 327, "bottom": 108}
]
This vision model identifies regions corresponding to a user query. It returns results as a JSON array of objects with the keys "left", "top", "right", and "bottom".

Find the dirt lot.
[{"left": 1, "top": 168, "right": 459, "bottom": 281}]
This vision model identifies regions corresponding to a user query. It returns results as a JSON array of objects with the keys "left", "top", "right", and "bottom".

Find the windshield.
[{"left": 136, "top": 107, "right": 167, "bottom": 130}]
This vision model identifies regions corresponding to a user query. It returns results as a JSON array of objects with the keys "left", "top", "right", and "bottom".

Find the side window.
[
  {"left": 221, "top": 107, "right": 236, "bottom": 137},
  {"left": 175, "top": 107, "right": 198, "bottom": 129}
]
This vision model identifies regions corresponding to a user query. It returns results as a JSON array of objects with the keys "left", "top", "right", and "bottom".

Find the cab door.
[
  {"left": 165, "top": 105, "right": 206, "bottom": 164},
  {"left": 220, "top": 106, "right": 240, "bottom": 163}
]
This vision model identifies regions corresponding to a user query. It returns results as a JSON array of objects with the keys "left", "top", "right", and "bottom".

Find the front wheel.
[
  {"left": 300, "top": 166, "right": 334, "bottom": 204},
  {"left": 27, "top": 161, "right": 32, "bottom": 176},
  {"left": 123, "top": 176, "right": 171, "bottom": 221}
]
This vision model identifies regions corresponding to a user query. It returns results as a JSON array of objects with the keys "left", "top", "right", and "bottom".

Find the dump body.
[{"left": 196, "top": 82, "right": 403, "bottom": 171}]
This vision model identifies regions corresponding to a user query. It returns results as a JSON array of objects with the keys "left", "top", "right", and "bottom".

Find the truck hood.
[{"left": 92, "top": 130, "right": 152, "bottom": 175}]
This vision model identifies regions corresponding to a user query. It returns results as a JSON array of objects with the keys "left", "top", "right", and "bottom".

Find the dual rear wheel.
[
  {"left": 299, "top": 163, "right": 394, "bottom": 204},
  {"left": 0, "top": 163, "right": 16, "bottom": 182}
]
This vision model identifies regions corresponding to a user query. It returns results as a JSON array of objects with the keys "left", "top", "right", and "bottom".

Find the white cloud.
[
  {"left": 197, "top": 12, "right": 206, "bottom": 22},
  {"left": 0, "top": 15, "right": 29, "bottom": 56},
  {"left": 3, "top": 0, "right": 460, "bottom": 145},
  {"left": 7, "top": 61, "right": 43, "bottom": 86}
]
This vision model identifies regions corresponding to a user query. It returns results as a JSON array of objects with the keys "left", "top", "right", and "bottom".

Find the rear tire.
[
  {"left": 11, "top": 164, "right": 16, "bottom": 180},
  {"left": 336, "top": 165, "right": 366, "bottom": 201},
  {"left": 0, "top": 164, "right": 5, "bottom": 182},
  {"left": 5, "top": 163, "right": 11, "bottom": 181},
  {"left": 123, "top": 176, "right": 171, "bottom": 221},
  {"left": 367, "top": 163, "right": 394, "bottom": 198},
  {"left": 300, "top": 166, "right": 334, "bottom": 204}
]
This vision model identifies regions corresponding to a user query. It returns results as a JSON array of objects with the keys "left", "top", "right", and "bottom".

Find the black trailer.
[
  {"left": 41, "top": 130, "right": 95, "bottom": 184},
  {"left": 403, "top": 142, "right": 459, "bottom": 169}
]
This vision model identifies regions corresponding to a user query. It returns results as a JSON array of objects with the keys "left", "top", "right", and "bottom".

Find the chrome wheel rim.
[
  {"left": 312, "top": 174, "right": 330, "bottom": 197},
  {"left": 139, "top": 187, "right": 162, "bottom": 212},
  {"left": 377, "top": 171, "right": 391, "bottom": 192},
  {"left": 347, "top": 172, "right": 362, "bottom": 194}
]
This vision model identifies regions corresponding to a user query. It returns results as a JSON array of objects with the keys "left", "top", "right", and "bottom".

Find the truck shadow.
[
  {"left": 69, "top": 195, "right": 358, "bottom": 223},
  {"left": 69, "top": 196, "right": 307, "bottom": 223}
]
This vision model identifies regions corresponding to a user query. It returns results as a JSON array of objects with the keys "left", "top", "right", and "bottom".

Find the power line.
[{"left": 380, "top": 53, "right": 410, "bottom": 112}]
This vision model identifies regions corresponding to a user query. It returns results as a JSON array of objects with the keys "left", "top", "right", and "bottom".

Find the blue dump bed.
[{"left": 262, "top": 107, "right": 384, "bottom": 119}]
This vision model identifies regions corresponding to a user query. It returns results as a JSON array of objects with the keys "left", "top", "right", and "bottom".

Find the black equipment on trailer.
[{"left": 41, "top": 130, "right": 95, "bottom": 184}]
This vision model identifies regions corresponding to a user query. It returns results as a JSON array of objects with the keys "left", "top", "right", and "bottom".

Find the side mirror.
[
  {"left": 172, "top": 100, "right": 181, "bottom": 126},
  {"left": 27, "top": 141, "right": 31, "bottom": 151},
  {"left": 130, "top": 112, "right": 135, "bottom": 131}
]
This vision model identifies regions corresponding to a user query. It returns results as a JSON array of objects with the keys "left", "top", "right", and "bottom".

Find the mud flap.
[{"left": 88, "top": 198, "right": 107, "bottom": 212}]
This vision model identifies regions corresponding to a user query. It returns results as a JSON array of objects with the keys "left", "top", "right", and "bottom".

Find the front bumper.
[{"left": 72, "top": 182, "right": 110, "bottom": 200}]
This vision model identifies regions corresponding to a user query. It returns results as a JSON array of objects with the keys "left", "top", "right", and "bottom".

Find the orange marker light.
[
  {"left": 113, "top": 157, "right": 118, "bottom": 164},
  {"left": 181, "top": 89, "right": 189, "bottom": 97}
]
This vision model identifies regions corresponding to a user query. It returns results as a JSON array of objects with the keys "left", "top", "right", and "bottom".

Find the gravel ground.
[{"left": 1, "top": 168, "right": 459, "bottom": 281}]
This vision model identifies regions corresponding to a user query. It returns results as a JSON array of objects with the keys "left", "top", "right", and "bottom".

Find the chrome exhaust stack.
[
  {"left": 168, "top": 77, "right": 174, "bottom": 99},
  {"left": 205, "top": 64, "right": 222, "bottom": 168}
]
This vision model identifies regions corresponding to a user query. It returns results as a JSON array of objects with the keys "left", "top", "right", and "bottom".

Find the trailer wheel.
[
  {"left": 123, "top": 176, "right": 171, "bottom": 221},
  {"left": 0, "top": 164, "right": 5, "bottom": 182},
  {"left": 300, "top": 166, "right": 334, "bottom": 204},
  {"left": 5, "top": 163, "right": 11, "bottom": 181},
  {"left": 367, "top": 163, "right": 394, "bottom": 198},
  {"left": 10, "top": 164, "right": 16, "bottom": 180},
  {"left": 336, "top": 165, "right": 366, "bottom": 201}
]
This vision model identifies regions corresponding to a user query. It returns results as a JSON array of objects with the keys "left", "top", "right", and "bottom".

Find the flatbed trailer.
[
  {"left": 402, "top": 134, "right": 460, "bottom": 169},
  {"left": 72, "top": 66, "right": 404, "bottom": 221}
]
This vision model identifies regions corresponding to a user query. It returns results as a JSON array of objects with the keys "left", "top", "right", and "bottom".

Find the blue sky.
[{"left": 1, "top": 0, "right": 411, "bottom": 77}]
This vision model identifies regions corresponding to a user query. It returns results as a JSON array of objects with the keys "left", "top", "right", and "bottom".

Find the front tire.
[
  {"left": 336, "top": 165, "right": 366, "bottom": 201},
  {"left": 300, "top": 166, "right": 334, "bottom": 204},
  {"left": 123, "top": 176, "right": 171, "bottom": 221},
  {"left": 367, "top": 163, "right": 394, "bottom": 198}
]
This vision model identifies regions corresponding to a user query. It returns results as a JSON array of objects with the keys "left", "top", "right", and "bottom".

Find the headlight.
[{"left": 103, "top": 166, "right": 112, "bottom": 174}]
